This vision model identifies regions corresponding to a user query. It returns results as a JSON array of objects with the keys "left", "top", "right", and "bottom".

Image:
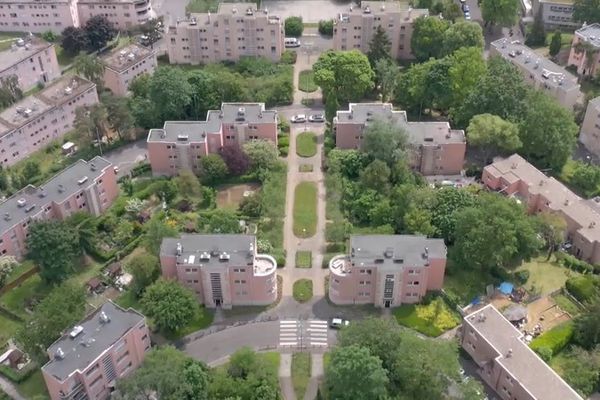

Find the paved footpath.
[
  {"left": 279, "top": 353, "right": 296, "bottom": 400},
  {"left": 304, "top": 353, "right": 323, "bottom": 400},
  {"left": 0, "top": 375, "right": 25, "bottom": 400}
]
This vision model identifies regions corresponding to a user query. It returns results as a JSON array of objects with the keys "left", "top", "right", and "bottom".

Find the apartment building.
[
  {"left": 100, "top": 43, "right": 157, "bottom": 96},
  {"left": 42, "top": 301, "right": 151, "bottom": 400},
  {"left": 334, "top": 103, "right": 466, "bottom": 175},
  {"left": 160, "top": 234, "right": 278, "bottom": 309},
  {"left": 147, "top": 102, "right": 278, "bottom": 176},
  {"left": 0, "top": 75, "right": 98, "bottom": 167},
  {"left": 328, "top": 235, "right": 447, "bottom": 308},
  {"left": 567, "top": 23, "right": 600, "bottom": 77},
  {"left": 333, "top": 2, "right": 428, "bottom": 60},
  {"left": 77, "top": 0, "right": 152, "bottom": 30},
  {"left": 483, "top": 153, "right": 600, "bottom": 263},
  {"left": 532, "top": 0, "right": 577, "bottom": 30},
  {"left": 0, "top": 36, "right": 60, "bottom": 92},
  {"left": 0, "top": 156, "right": 118, "bottom": 259},
  {"left": 0, "top": 0, "right": 79, "bottom": 33},
  {"left": 461, "top": 304, "right": 582, "bottom": 400},
  {"left": 491, "top": 38, "right": 582, "bottom": 110},
  {"left": 167, "top": 2, "right": 284, "bottom": 64},
  {"left": 579, "top": 96, "right": 600, "bottom": 157}
]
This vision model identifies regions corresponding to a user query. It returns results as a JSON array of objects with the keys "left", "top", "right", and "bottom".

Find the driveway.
[
  {"left": 151, "top": 0, "right": 189, "bottom": 25},
  {"left": 102, "top": 139, "right": 147, "bottom": 179}
]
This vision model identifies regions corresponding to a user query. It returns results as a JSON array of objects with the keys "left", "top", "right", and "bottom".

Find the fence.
[{"left": 0, "top": 267, "right": 39, "bottom": 296}]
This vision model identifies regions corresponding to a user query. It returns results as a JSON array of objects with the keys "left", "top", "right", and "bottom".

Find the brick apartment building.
[
  {"left": 332, "top": 2, "right": 428, "bottom": 60},
  {"left": 579, "top": 96, "right": 600, "bottom": 157},
  {"left": 160, "top": 234, "right": 278, "bottom": 309},
  {"left": 166, "top": 2, "right": 284, "bottom": 64},
  {"left": 42, "top": 301, "right": 151, "bottom": 400},
  {"left": 461, "top": 304, "right": 582, "bottom": 400},
  {"left": 147, "top": 102, "right": 278, "bottom": 176},
  {"left": 483, "top": 154, "right": 600, "bottom": 264},
  {"left": 334, "top": 103, "right": 466, "bottom": 175},
  {"left": 0, "top": 0, "right": 80, "bottom": 33},
  {"left": 0, "top": 75, "right": 98, "bottom": 167},
  {"left": 77, "top": 0, "right": 152, "bottom": 30},
  {"left": 568, "top": 23, "right": 600, "bottom": 78},
  {"left": 0, "top": 36, "right": 60, "bottom": 92},
  {"left": 491, "top": 38, "right": 582, "bottom": 110},
  {"left": 0, "top": 156, "right": 119, "bottom": 260},
  {"left": 532, "top": 0, "right": 578, "bottom": 30},
  {"left": 100, "top": 43, "right": 157, "bottom": 96},
  {"left": 328, "top": 235, "right": 447, "bottom": 308}
]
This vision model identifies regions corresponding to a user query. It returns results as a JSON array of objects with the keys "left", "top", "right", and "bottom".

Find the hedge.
[
  {"left": 565, "top": 275, "right": 599, "bottom": 303},
  {"left": 0, "top": 363, "right": 38, "bottom": 383},
  {"left": 530, "top": 321, "right": 574, "bottom": 357},
  {"left": 557, "top": 252, "right": 595, "bottom": 274},
  {"left": 272, "top": 248, "right": 286, "bottom": 268}
]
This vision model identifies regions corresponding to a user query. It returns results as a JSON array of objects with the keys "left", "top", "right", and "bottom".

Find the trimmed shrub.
[
  {"left": 273, "top": 248, "right": 286, "bottom": 268},
  {"left": 325, "top": 242, "right": 345, "bottom": 253},
  {"left": 565, "top": 275, "right": 599, "bottom": 303},
  {"left": 535, "top": 346, "right": 553, "bottom": 362},
  {"left": 559, "top": 253, "right": 594, "bottom": 274},
  {"left": 0, "top": 363, "right": 38, "bottom": 383},
  {"left": 318, "top": 19, "right": 334, "bottom": 36},
  {"left": 284, "top": 16, "right": 303, "bottom": 37},
  {"left": 281, "top": 50, "right": 297, "bottom": 65},
  {"left": 530, "top": 321, "right": 574, "bottom": 356},
  {"left": 514, "top": 270, "right": 530, "bottom": 284}
]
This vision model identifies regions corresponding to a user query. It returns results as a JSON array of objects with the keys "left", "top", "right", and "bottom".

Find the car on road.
[
  {"left": 464, "top": 11, "right": 471, "bottom": 20},
  {"left": 291, "top": 114, "right": 307, "bottom": 123},
  {"left": 462, "top": 4, "right": 470, "bottom": 12},
  {"left": 330, "top": 317, "right": 349, "bottom": 329},
  {"left": 285, "top": 38, "right": 301, "bottom": 48},
  {"left": 308, "top": 114, "right": 325, "bottom": 123}
]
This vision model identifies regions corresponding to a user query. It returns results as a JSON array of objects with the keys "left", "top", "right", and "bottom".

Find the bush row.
[
  {"left": 565, "top": 275, "right": 599, "bottom": 303},
  {"left": 557, "top": 252, "right": 600, "bottom": 274},
  {"left": 0, "top": 363, "right": 38, "bottom": 383},
  {"left": 530, "top": 321, "right": 574, "bottom": 360}
]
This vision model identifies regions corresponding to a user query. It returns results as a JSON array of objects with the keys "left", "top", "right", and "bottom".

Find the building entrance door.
[{"left": 384, "top": 300, "right": 391, "bottom": 308}]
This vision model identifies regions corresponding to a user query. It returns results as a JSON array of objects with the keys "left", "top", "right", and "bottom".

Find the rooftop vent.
[
  {"left": 99, "top": 311, "right": 110, "bottom": 323},
  {"left": 54, "top": 347, "right": 65, "bottom": 360},
  {"left": 127, "top": 52, "right": 135, "bottom": 61},
  {"left": 176, "top": 242, "right": 182, "bottom": 256},
  {"left": 534, "top": 59, "right": 540, "bottom": 69},
  {"left": 77, "top": 176, "right": 88, "bottom": 185},
  {"left": 3, "top": 213, "right": 10, "bottom": 221},
  {"left": 539, "top": 179, "right": 545, "bottom": 186},
  {"left": 22, "top": 109, "right": 32, "bottom": 118},
  {"left": 90, "top": 163, "right": 96, "bottom": 171},
  {"left": 590, "top": 222, "right": 596, "bottom": 229},
  {"left": 69, "top": 325, "right": 84, "bottom": 339},
  {"left": 246, "top": 7, "right": 253, "bottom": 15},
  {"left": 58, "top": 184, "right": 65, "bottom": 193},
  {"left": 564, "top": 199, "right": 570, "bottom": 206},
  {"left": 177, "top": 134, "right": 189, "bottom": 141},
  {"left": 384, "top": 247, "right": 393, "bottom": 258},
  {"left": 381, "top": 4, "right": 385, "bottom": 10},
  {"left": 17, "top": 198, "right": 26, "bottom": 208},
  {"left": 424, "top": 137, "right": 434, "bottom": 142},
  {"left": 363, "top": 6, "right": 371, "bottom": 13},
  {"left": 211, "top": 249, "right": 220, "bottom": 257},
  {"left": 64, "top": 86, "right": 73, "bottom": 95},
  {"left": 189, "top": 17, "right": 197, "bottom": 25},
  {"left": 507, "top": 348, "right": 513, "bottom": 358},
  {"left": 238, "top": 107, "right": 246, "bottom": 116},
  {"left": 478, "top": 313, "right": 486, "bottom": 322},
  {"left": 510, "top": 162, "right": 518, "bottom": 169},
  {"left": 24, "top": 204, "right": 35, "bottom": 213},
  {"left": 200, "top": 252, "right": 211, "bottom": 261},
  {"left": 16, "top": 38, "right": 25, "bottom": 47},
  {"left": 119, "top": 49, "right": 127, "bottom": 56},
  {"left": 219, "top": 252, "right": 231, "bottom": 261}
]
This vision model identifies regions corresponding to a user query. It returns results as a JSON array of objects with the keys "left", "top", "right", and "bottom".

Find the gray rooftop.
[
  {"left": 339, "top": 1, "right": 428, "bottom": 18},
  {"left": 0, "top": 156, "right": 112, "bottom": 235},
  {"left": 464, "top": 305, "right": 582, "bottom": 400},
  {"left": 100, "top": 43, "right": 155, "bottom": 73},
  {"left": 42, "top": 302, "right": 145, "bottom": 382},
  {"left": 349, "top": 235, "right": 446, "bottom": 269},
  {"left": 161, "top": 234, "right": 257, "bottom": 268},
  {"left": 491, "top": 38, "right": 579, "bottom": 90},
  {"left": 0, "top": 36, "right": 53, "bottom": 74},
  {"left": 176, "top": 4, "right": 281, "bottom": 27},
  {"left": 575, "top": 23, "right": 600, "bottom": 48},
  {"left": 336, "top": 103, "right": 465, "bottom": 145}
]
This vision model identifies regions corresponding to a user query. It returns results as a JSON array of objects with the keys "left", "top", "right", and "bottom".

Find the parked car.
[
  {"left": 462, "top": 4, "right": 470, "bottom": 12},
  {"left": 308, "top": 114, "right": 325, "bottom": 123},
  {"left": 285, "top": 38, "right": 301, "bottom": 48},
  {"left": 330, "top": 317, "right": 349, "bottom": 329},
  {"left": 464, "top": 11, "right": 471, "bottom": 20},
  {"left": 291, "top": 114, "right": 307, "bottom": 123}
]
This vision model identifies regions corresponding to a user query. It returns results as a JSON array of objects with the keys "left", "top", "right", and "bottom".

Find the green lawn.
[
  {"left": 296, "top": 132, "right": 317, "bottom": 158},
  {"left": 162, "top": 307, "right": 215, "bottom": 340},
  {"left": 393, "top": 298, "right": 460, "bottom": 337},
  {"left": 295, "top": 251, "right": 312, "bottom": 268},
  {"left": 0, "top": 274, "right": 49, "bottom": 319},
  {"left": 515, "top": 256, "right": 575, "bottom": 295},
  {"left": 299, "top": 164, "right": 313, "bottom": 173},
  {"left": 299, "top": 70, "right": 318, "bottom": 92},
  {"left": 0, "top": 33, "right": 19, "bottom": 52},
  {"left": 16, "top": 370, "right": 49, "bottom": 399},
  {"left": 552, "top": 292, "right": 582, "bottom": 316},
  {"left": 186, "top": 0, "right": 219, "bottom": 12},
  {"left": 293, "top": 279, "right": 313, "bottom": 303},
  {"left": 115, "top": 289, "right": 143, "bottom": 311},
  {"left": 293, "top": 182, "right": 317, "bottom": 238},
  {"left": 0, "top": 314, "right": 23, "bottom": 348},
  {"left": 4, "top": 260, "right": 35, "bottom": 285},
  {"left": 292, "top": 353, "right": 311, "bottom": 400}
]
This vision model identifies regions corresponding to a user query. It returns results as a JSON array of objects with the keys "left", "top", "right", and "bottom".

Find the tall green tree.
[
  {"left": 284, "top": 16, "right": 303, "bottom": 37},
  {"left": 143, "top": 216, "right": 178, "bottom": 255},
  {"left": 573, "top": 0, "right": 600, "bottom": 24},
  {"left": 360, "top": 159, "right": 391, "bottom": 194},
  {"left": 574, "top": 302, "right": 600, "bottom": 349},
  {"left": 60, "top": 26, "right": 88, "bottom": 56},
  {"left": 549, "top": 30, "right": 562, "bottom": 57},
  {"left": 0, "top": 75, "right": 23, "bottom": 109},
  {"left": 403, "top": 206, "right": 435, "bottom": 236},
  {"left": 428, "top": 187, "right": 477, "bottom": 242},
  {"left": 361, "top": 118, "right": 407, "bottom": 166},
  {"left": 441, "top": 21, "right": 484, "bottom": 56},
  {"left": 448, "top": 46, "right": 487, "bottom": 107},
  {"left": 526, "top": 9, "right": 547, "bottom": 47},
  {"left": 375, "top": 58, "right": 400, "bottom": 102},
  {"left": 199, "top": 154, "right": 229, "bottom": 185},
  {"left": 557, "top": 346, "right": 600, "bottom": 397},
  {"left": 313, "top": 50, "right": 374, "bottom": 102},
  {"left": 569, "top": 161, "right": 600, "bottom": 197},
  {"left": 74, "top": 53, "right": 104, "bottom": 85},
  {"left": 127, "top": 250, "right": 160, "bottom": 296},
  {"left": 142, "top": 279, "right": 199, "bottom": 332},
  {"left": 411, "top": 16, "right": 450, "bottom": 61},
  {"left": 368, "top": 25, "right": 391, "bottom": 66},
  {"left": 84, "top": 15, "right": 116, "bottom": 51},
  {"left": 176, "top": 170, "right": 202, "bottom": 199},
  {"left": 466, "top": 113, "right": 521, "bottom": 164},
  {"left": 481, "top": 0, "right": 519, "bottom": 27},
  {"left": 242, "top": 140, "right": 280, "bottom": 177},
  {"left": 148, "top": 67, "right": 193, "bottom": 121},
  {"left": 102, "top": 93, "right": 134, "bottom": 140},
  {"left": 442, "top": 0, "right": 463, "bottom": 22},
  {"left": 536, "top": 211, "right": 567, "bottom": 260}
]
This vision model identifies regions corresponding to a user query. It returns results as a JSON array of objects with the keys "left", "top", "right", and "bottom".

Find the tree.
[
  {"left": 41, "top": 30, "right": 57, "bottom": 42},
  {"left": 570, "top": 161, "right": 600, "bottom": 197},
  {"left": 242, "top": 140, "right": 279, "bottom": 177},
  {"left": 239, "top": 193, "right": 262, "bottom": 217},
  {"left": 148, "top": 67, "right": 193, "bottom": 121},
  {"left": 318, "top": 19, "right": 334, "bottom": 36},
  {"left": 481, "top": 0, "right": 519, "bottom": 27},
  {"left": 428, "top": 187, "right": 477, "bottom": 242},
  {"left": 60, "top": 26, "right": 88, "bottom": 56},
  {"left": 198, "top": 209, "right": 241, "bottom": 234},
  {"left": 367, "top": 25, "right": 391, "bottom": 66},
  {"left": 284, "top": 16, "right": 303, "bottom": 37},
  {"left": 466, "top": 113, "right": 521, "bottom": 164},
  {"left": 22, "top": 160, "right": 41, "bottom": 182},
  {"left": 127, "top": 250, "right": 160, "bottom": 296},
  {"left": 360, "top": 159, "right": 391, "bottom": 194},
  {"left": 144, "top": 216, "right": 178, "bottom": 255},
  {"left": 313, "top": 50, "right": 374, "bottom": 102},
  {"left": 67, "top": 212, "right": 98, "bottom": 255},
  {"left": 411, "top": 16, "right": 450, "bottom": 61},
  {"left": 84, "top": 15, "right": 116, "bottom": 51},
  {"left": 0, "top": 75, "right": 23, "bottom": 109},
  {"left": 574, "top": 302, "right": 600, "bottom": 349},
  {"left": 0, "top": 256, "right": 16, "bottom": 288},
  {"left": 18, "top": 283, "right": 86, "bottom": 362},
  {"left": 549, "top": 30, "right": 562, "bottom": 57},
  {"left": 537, "top": 211, "right": 567, "bottom": 260},
  {"left": 326, "top": 345, "right": 389, "bottom": 400},
  {"left": 102, "top": 93, "right": 134, "bottom": 140},
  {"left": 375, "top": 58, "right": 400, "bottom": 102},
  {"left": 27, "top": 220, "right": 81, "bottom": 284},
  {"left": 187, "top": 70, "right": 222, "bottom": 120},
  {"left": 176, "top": 170, "right": 202, "bottom": 199},
  {"left": 557, "top": 346, "right": 600, "bottom": 397},
  {"left": 448, "top": 46, "right": 487, "bottom": 107},
  {"left": 199, "top": 154, "right": 229, "bottom": 185},
  {"left": 573, "top": 0, "right": 600, "bottom": 24},
  {"left": 442, "top": 0, "right": 463, "bottom": 22},
  {"left": 441, "top": 21, "right": 484, "bottom": 56},
  {"left": 73, "top": 103, "right": 108, "bottom": 146},
  {"left": 526, "top": 9, "right": 547, "bottom": 47},
  {"left": 142, "top": 279, "right": 198, "bottom": 332},
  {"left": 361, "top": 118, "right": 407, "bottom": 166},
  {"left": 219, "top": 145, "right": 250, "bottom": 176},
  {"left": 139, "top": 17, "right": 163, "bottom": 46},
  {"left": 74, "top": 53, "right": 104, "bottom": 85},
  {"left": 519, "top": 90, "right": 578, "bottom": 171},
  {"left": 403, "top": 206, "right": 435, "bottom": 236},
  {"left": 325, "top": 94, "right": 339, "bottom": 123}
]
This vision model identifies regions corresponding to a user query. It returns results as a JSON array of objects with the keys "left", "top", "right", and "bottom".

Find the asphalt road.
[{"left": 101, "top": 139, "right": 147, "bottom": 179}]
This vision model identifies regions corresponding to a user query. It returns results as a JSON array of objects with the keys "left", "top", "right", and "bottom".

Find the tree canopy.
[
  {"left": 481, "top": 0, "right": 519, "bottom": 27},
  {"left": 573, "top": 0, "right": 600, "bottom": 24},
  {"left": 441, "top": 21, "right": 484, "bottom": 56},
  {"left": 467, "top": 113, "right": 521, "bottom": 164},
  {"left": 313, "top": 50, "right": 374, "bottom": 102},
  {"left": 284, "top": 16, "right": 303, "bottom": 37},
  {"left": 142, "top": 279, "right": 199, "bottom": 332},
  {"left": 361, "top": 118, "right": 407, "bottom": 167},
  {"left": 411, "top": 16, "right": 450, "bottom": 61},
  {"left": 368, "top": 25, "right": 392, "bottom": 66},
  {"left": 127, "top": 250, "right": 161, "bottom": 296}
]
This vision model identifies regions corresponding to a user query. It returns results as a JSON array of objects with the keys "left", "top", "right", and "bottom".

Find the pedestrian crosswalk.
[
  {"left": 279, "top": 320, "right": 299, "bottom": 347},
  {"left": 278, "top": 319, "right": 329, "bottom": 348},
  {"left": 307, "top": 320, "right": 328, "bottom": 347}
]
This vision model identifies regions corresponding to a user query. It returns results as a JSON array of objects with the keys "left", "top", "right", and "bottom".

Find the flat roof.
[
  {"left": 0, "top": 0, "right": 70, "bottom": 3},
  {"left": 339, "top": 1, "right": 428, "bottom": 17},
  {"left": 176, "top": 3, "right": 280, "bottom": 27},
  {"left": 0, "top": 156, "right": 112, "bottom": 235},
  {"left": 161, "top": 234, "right": 257, "bottom": 267},
  {"left": 491, "top": 38, "right": 579, "bottom": 91},
  {"left": 100, "top": 43, "right": 155, "bottom": 73},
  {"left": 42, "top": 302, "right": 145, "bottom": 382},
  {"left": 349, "top": 235, "right": 446, "bottom": 268},
  {"left": 0, "top": 75, "right": 95, "bottom": 136},
  {"left": 575, "top": 23, "right": 600, "bottom": 48},
  {"left": 0, "top": 36, "right": 53, "bottom": 74},
  {"left": 335, "top": 103, "right": 465, "bottom": 145},
  {"left": 464, "top": 304, "right": 583, "bottom": 400}
]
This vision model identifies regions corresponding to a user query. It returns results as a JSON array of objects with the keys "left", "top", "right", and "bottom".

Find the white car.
[
  {"left": 464, "top": 11, "right": 471, "bottom": 20},
  {"left": 308, "top": 114, "right": 325, "bottom": 123},
  {"left": 291, "top": 114, "right": 307, "bottom": 123},
  {"left": 330, "top": 317, "right": 349, "bottom": 329}
]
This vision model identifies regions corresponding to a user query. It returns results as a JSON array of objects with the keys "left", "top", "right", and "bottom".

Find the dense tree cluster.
[
  {"left": 0, "top": 75, "right": 23, "bottom": 110},
  {"left": 573, "top": 0, "right": 600, "bottom": 24},
  {"left": 313, "top": 50, "right": 375, "bottom": 103},
  {"left": 61, "top": 16, "right": 116, "bottom": 55},
  {"left": 411, "top": 18, "right": 484, "bottom": 61}
]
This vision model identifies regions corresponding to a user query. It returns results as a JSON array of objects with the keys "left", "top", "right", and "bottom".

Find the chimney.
[
  {"left": 176, "top": 242, "right": 182, "bottom": 256},
  {"left": 99, "top": 310, "right": 110, "bottom": 323},
  {"left": 54, "top": 347, "right": 65, "bottom": 360},
  {"left": 506, "top": 349, "right": 513, "bottom": 358}
]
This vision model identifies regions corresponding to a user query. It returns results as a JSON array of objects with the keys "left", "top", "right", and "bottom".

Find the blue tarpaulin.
[{"left": 498, "top": 282, "right": 514, "bottom": 295}]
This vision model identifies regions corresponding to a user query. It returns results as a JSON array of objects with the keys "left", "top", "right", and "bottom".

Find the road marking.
[
  {"left": 306, "top": 328, "right": 327, "bottom": 333},
  {"left": 310, "top": 337, "right": 327, "bottom": 342},
  {"left": 280, "top": 342, "right": 298, "bottom": 346},
  {"left": 311, "top": 342, "right": 328, "bottom": 346},
  {"left": 281, "top": 320, "right": 297, "bottom": 324},
  {"left": 280, "top": 328, "right": 298, "bottom": 332}
]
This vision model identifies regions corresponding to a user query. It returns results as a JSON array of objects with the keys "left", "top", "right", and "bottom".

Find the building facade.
[
  {"left": 461, "top": 304, "right": 582, "bottom": 400},
  {"left": 579, "top": 96, "right": 600, "bottom": 157},
  {"left": 166, "top": 3, "right": 284, "bottom": 64},
  {"left": 77, "top": 0, "right": 152, "bottom": 30},
  {"left": 0, "top": 0, "right": 79, "bottom": 33},
  {"left": 491, "top": 38, "right": 582, "bottom": 110},
  {"left": 100, "top": 43, "right": 157, "bottom": 96},
  {"left": 532, "top": 0, "right": 577, "bottom": 30},
  {"left": 0, "top": 156, "right": 119, "bottom": 260},
  {"left": 147, "top": 102, "right": 278, "bottom": 176},
  {"left": 483, "top": 154, "right": 600, "bottom": 264},
  {"left": 0, "top": 36, "right": 60, "bottom": 92},
  {"left": 328, "top": 235, "right": 447, "bottom": 308},
  {"left": 334, "top": 103, "right": 466, "bottom": 175},
  {"left": 42, "top": 302, "right": 151, "bottom": 400},
  {"left": 332, "top": 2, "right": 428, "bottom": 60},
  {"left": 160, "top": 234, "right": 278, "bottom": 309},
  {"left": 567, "top": 23, "right": 600, "bottom": 77},
  {"left": 0, "top": 75, "right": 98, "bottom": 167}
]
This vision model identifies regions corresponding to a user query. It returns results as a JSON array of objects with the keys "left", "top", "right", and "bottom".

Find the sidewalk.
[
  {"left": 279, "top": 352, "right": 296, "bottom": 400},
  {"left": 304, "top": 352, "right": 323, "bottom": 400},
  {"left": 0, "top": 375, "right": 25, "bottom": 400}
]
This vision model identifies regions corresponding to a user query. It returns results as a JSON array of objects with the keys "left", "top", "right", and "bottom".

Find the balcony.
[
  {"left": 329, "top": 254, "right": 351, "bottom": 277},
  {"left": 253, "top": 254, "right": 276, "bottom": 276}
]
